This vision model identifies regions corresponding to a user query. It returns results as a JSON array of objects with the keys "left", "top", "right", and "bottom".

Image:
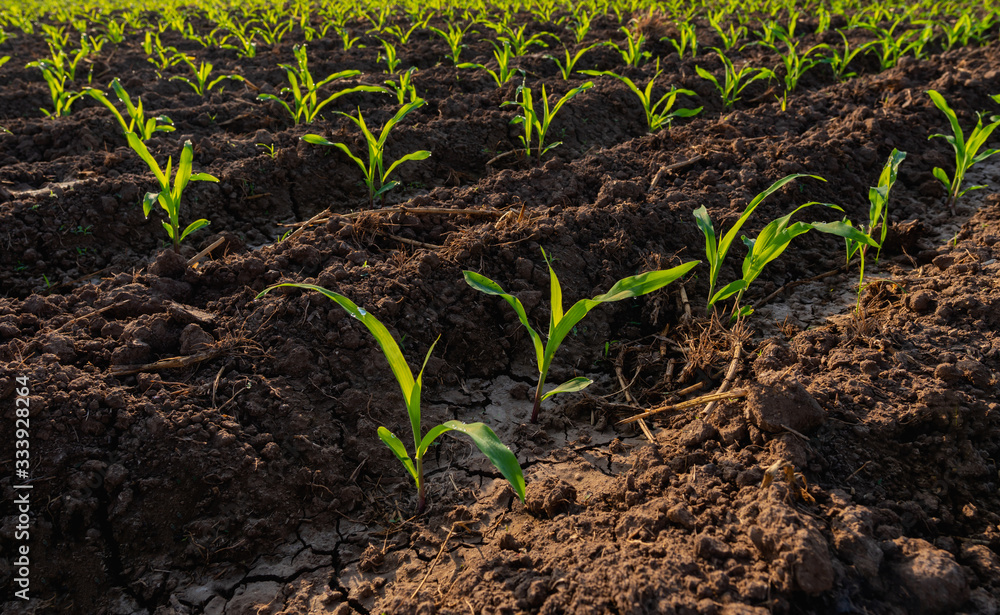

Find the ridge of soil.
[{"left": 2, "top": 12, "right": 1000, "bottom": 615}]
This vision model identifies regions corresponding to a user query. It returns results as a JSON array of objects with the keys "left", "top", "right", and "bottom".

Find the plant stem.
[
  {"left": 416, "top": 457, "right": 426, "bottom": 513},
  {"left": 530, "top": 375, "right": 545, "bottom": 423}
]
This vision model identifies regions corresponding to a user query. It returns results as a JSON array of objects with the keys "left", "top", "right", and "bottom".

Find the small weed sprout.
[
  {"left": 256, "top": 283, "right": 526, "bottom": 514},
  {"left": 302, "top": 99, "right": 431, "bottom": 206},
  {"left": 465, "top": 249, "right": 698, "bottom": 423},
  {"left": 128, "top": 135, "right": 218, "bottom": 253},
  {"left": 927, "top": 89, "right": 1000, "bottom": 215}
]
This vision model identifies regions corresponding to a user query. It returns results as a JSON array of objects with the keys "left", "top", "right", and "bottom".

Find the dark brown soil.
[{"left": 2, "top": 9, "right": 1000, "bottom": 615}]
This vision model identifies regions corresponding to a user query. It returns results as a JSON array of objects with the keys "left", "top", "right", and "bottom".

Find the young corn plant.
[
  {"left": 843, "top": 149, "right": 907, "bottom": 309},
  {"left": 429, "top": 22, "right": 476, "bottom": 65},
  {"left": 927, "top": 89, "right": 1000, "bottom": 215},
  {"left": 696, "top": 49, "right": 774, "bottom": 109},
  {"left": 171, "top": 58, "right": 245, "bottom": 96},
  {"left": 708, "top": 15, "right": 747, "bottom": 52},
  {"left": 581, "top": 67, "right": 701, "bottom": 132},
  {"left": 498, "top": 23, "right": 554, "bottom": 56},
  {"left": 458, "top": 41, "right": 519, "bottom": 87},
  {"left": 606, "top": 26, "right": 649, "bottom": 67},
  {"left": 302, "top": 99, "right": 431, "bottom": 206},
  {"left": 127, "top": 135, "right": 218, "bottom": 253},
  {"left": 258, "top": 45, "right": 386, "bottom": 125},
  {"left": 25, "top": 59, "right": 86, "bottom": 117},
  {"left": 545, "top": 43, "right": 601, "bottom": 80},
  {"left": 822, "top": 30, "right": 875, "bottom": 82},
  {"left": 464, "top": 250, "right": 698, "bottom": 423},
  {"left": 773, "top": 34, "right": 828, "bottom": 110},
  {"left": 567, "top": 9, "right": 595, "bottom": 44},
  {"left": 661, "top": 22, "right": 698, "bottom": 59},
  {"left": 694, "top": 174, "right": 876, "bottom": 319},
  {"left": 85, "top": 78, "right": 174, "bottom": 140},
  {"left": 256, "top": 283, "right": 525, "bottom": 514},
  {"left": 719, "top": 205, "right": 875, "bottom": 319},
  {"left": 502, "top": 81, "right": 593, "bottom": 160},
  {"left": 384, "top": 66, "right": 418, "bottom": 104},
  {"left": 377, "top": 38, "right": 402, "bottom": 74}
]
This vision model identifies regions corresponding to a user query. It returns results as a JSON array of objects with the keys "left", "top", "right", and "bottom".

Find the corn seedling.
[
  {"left": 696, "top": 49, "right": 774, "bottom": 109},
  {"left": 709, "top": 15, "right": 747, "bottom": 52},
  {"left": 502, "top": 80, "right": 593, "bottom": 160},
  {"left": 567, "top": 9, "right": 595, "bottom": 44},
  {"left": 606, "top": 26, "right": 649, "bottom": 67},
  {"left": 458, "top": 41, "right": 519, "bottom": 87},
  {"left": 465, "top": 250, "right": 698, "bottom": 423},
  {"left": 694, "top": 174, "right": 815, "bottom": 315},
  {"left": 251, "top": 19, "right": 292, "bottom": 46},
  {"left": 258, "top": 45, "right": 386, "bottom": 125},
  {"left": 581, "top": 67, "right": 701, "bottom": 132},
  {"left": 498, "top": 23, "right": 555, "bottom": 56},
  {"left": 85, "top": 78, "right": 174, "bottom": 140},
  {"left": 337, "top": 28, "right": 361, "bottom": 51},
  {"left": 104, "top": 19, "right": 125, "bottom": 44},
  {"left": 302, "top": 98, "right": 431, "bottom": 206},
  {"left": 546, "top": 43, "right": 601, "bottom": 80},
  {"left": 696, "top": 175, "right": 877, "bottom": 319},
  {"left": 773, "top": 34, "right": 828, "bottom": 110},
  {"left": 382, "top": 21, "right": 422, "bottom": 45},
  {"left": 171, "top": 58, "right": 245, "bottom": 96},
  {"left": 127, "top": 135, "right": 218, "bottom": 253},
  {"left": 429, "top": 22, "right": 476, "bottom": 65},
  {"left": 143, "top": 32, "right": 187, "bottom": 71},
  {"left": 843, "top": 149, "right": 907, "bottom": 310},
  {"left": 377, "top": 38, "right": 402, "bottom": 74},
  {"left": 385, "top": 66, "right": 419, "bottom": 104},
  {"left": 25, "top": 59, "right": 85, "bottom": 117},
  {"left": 823, "top": 30, "right": 875, "bottom": 81},
  {"left": 256, "top": 283, "right": 525, "bottom": 514},
  {"left": 662, "top": 21, "right": 698, "bottom": 58},
  {"left": 721, "top": 202, "right": 875, "bottom": 319},
  {"left": 863, "top": 23, "right": 924, "bottom": 71},
  {"left": 927, "top": 89, "right": 1000, "bottom": 215}
]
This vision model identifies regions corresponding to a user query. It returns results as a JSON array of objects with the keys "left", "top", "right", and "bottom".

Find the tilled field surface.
[{"left": 2, "top": 10, "right": 1000, "bottom": 615}]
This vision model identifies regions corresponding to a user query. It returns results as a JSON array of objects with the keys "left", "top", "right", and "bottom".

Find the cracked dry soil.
[{"left": 2, "top": 12, "right": 1000, "bottom": 615}]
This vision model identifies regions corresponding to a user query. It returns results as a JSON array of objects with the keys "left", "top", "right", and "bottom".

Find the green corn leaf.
[
  {"left": 932, "top": 166, "right": 951, "bottom": 188},
  {"left": 417, "top": 420, "right": 525, "bottom": 503},
  {"left": 711, "top": 279, "right": 747, "bottom": 304},
  {"left": 541, "top": 376, "right": 592, "bottom": 401},
  {"left": 377, "top": 426, "right": 417, "bottom": 481},
  {"left": 301, "top": 134, "right": 334, "bottom": 146},
  {"left": 463, "top": 271, "right": 545, "bottom": 370},
  {"left": 381, "top": 149, "right": 431, "bottom": 184},
  {"left": 548, "top": 261, "right": 699, "bottom": 366},
  {"left": 810, "top": 220, "right": 879, "bottom": 246},
  {"left": 180, "top": 219, "right": 211, "bottom": 242},
  {"left": 927, "top": 89, "right": 966, "bottom": 152},
  {"left": 127, "top": 132, "right": 167, "bottom": 187},
  {"left": 262, "top": 283, "right": 417, "bottom": 406}
]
